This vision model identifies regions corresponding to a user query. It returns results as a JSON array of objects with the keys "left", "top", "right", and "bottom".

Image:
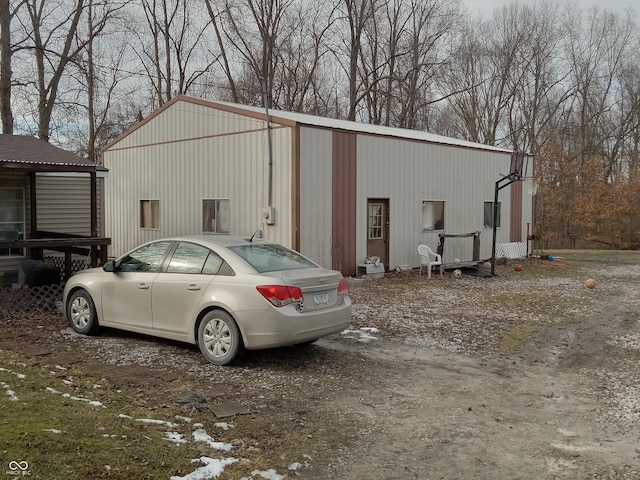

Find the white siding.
[
  {"left": 356, "top": 137, "right": 531, "bottom": 267},
  {"left": 298, "top": 127, "right": 333, "bottom": 267},
  {"left": 104, "top": 114, "right": 293, "bottom": 257}
]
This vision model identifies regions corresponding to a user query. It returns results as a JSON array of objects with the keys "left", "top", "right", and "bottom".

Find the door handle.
[
  {"left": 187, "top": 284, "right": 201, "bottom": 291},
  {"left": 138, "top": 283, "right": 150, "bottom": 290}
]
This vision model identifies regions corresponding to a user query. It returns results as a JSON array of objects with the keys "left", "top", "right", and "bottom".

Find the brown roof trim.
[{"left": 102, "top": 95, "right": 299, "bottom": 152}]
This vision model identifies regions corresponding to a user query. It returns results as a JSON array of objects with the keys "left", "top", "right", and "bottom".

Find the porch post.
[
  {"left": 90, "top": 170, "right": 98, "bottom": 266},
  {"left": 29, "top": 172, "right": 37, "bottom": 237}
]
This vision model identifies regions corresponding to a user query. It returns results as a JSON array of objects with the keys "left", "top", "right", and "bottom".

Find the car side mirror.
[{"left": 103, "top": 260, "right": 117, "bottom": 272}]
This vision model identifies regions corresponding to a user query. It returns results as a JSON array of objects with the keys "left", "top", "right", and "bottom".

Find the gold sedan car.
[{"left": 63, "top": 236, "right": 352, "bottom": 365}]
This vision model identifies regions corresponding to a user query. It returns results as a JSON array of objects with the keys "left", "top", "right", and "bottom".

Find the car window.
[
  {"left": 228, "top": 244, "right": 318, "bottom": 273},
  {"left": 119, "top": 241, "right": 172, "bottom": 272},
  {"left": 202, "top": 252, "right": 224, "bottom": 275},
  {"left": 167, "top": 242, "right": 211, "bottom": 274}
]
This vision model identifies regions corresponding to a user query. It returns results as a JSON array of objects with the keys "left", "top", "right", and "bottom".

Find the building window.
[
  {"left": 368, "top": 202, "right": 384, "bottom": 239},
  {"left": 0, "top": 187, "right": 25, "bottom": 257},
  {"left": 203, "top": 199, "right": 230, "bottom": 234},
  {"left": 422, "top": 200, "right": 445, "bottom": 231},
  {"left": 140, "top": 200, "right": 160, "bottom": 229},
  {"left": 484, "top": 201, "right": 501, "bottom": 228}
]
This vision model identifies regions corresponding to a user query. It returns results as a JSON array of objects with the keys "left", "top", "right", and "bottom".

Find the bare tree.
[
  {"left": 441, "top": 5, "right": 535, "bottom": 146},
  {"left": 0, "top": 0, "right": 27, "bottom": 134},
  {"left": 272, "top": 2, "right": 337, "bottom": 112},
  {"left": 215, "top": 0, "right": 296, "bottom": 107},
  {"left": 20, "top": 0, "right": 111, "bottom": 142},
  {"left": 132, "top": 0, "right": 214, "bottom": 108},
  {"left": 340, "top": 0, "right": 377, "bottom": 120}
]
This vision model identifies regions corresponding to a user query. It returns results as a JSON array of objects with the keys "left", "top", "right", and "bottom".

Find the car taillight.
[
  {"left": 256, "top": 285, "right": 303, "bottom": 307},
  {"left": 338, "top": 278, "right": 348, "bottom": 295}
]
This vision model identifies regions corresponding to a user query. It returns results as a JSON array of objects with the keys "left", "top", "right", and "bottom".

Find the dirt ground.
[{"left": 1, "top": 250, "right": 640, "bottom": 479}]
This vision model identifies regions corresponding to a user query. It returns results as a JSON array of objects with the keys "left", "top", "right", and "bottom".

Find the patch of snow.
[
  {"left": 1, "top": 382, "right": 18, "bottom": 401},
  {"left": 55, "top": 365, "right": 66, "bottom": 370},
  {"left": 249, "top": 469, "right": 284, "bottom": 480},
  {"left": 192, "top": 428, "right": 233, "bottom": 452},
  {"left": 175, "top": 415, "right": 192, "bottom": 423},
  {"left": 118, "top": 414, "right": 132, "bottom": 419},
  {"left": 169, "top": 456, "right": 238, "bottom": 480},
  {"left": 136, "top": 418, "right": 179, "bottom": 428},
  {"left": 43, "top": 429, "right": 62, "bottom": 434},
  {"left": 62, "top": 379, "right": 72, "bottom": 385},
  {"left": 214, "top": 422, "right": 233, "bottom": 431},
  {"left": 165, "top": 432, "right": 188, "bottom": 444},
  {"left": 93, "top": 384, "right": 102, "bottom": 389},
  {"left": 46, "top": 387, "right": 60, "bottom": 394},
  {"left": 288, "top": 462, "right": 302, "bottom": 471}
]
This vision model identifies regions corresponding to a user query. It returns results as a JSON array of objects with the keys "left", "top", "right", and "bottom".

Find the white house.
[{"left": 102, "top": 95, "right": 533, "bottom": 276}]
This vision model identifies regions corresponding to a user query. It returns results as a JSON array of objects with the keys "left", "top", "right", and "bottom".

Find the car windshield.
[{"left": 228, "top": 244, "right": 318, "bottom": 273}]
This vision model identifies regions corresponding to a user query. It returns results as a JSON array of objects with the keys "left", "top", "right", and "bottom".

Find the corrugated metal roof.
[
  {"left": 208, "top": 98, "right": 514, "bottom": 154},
  {"left": 104, "top": 95, "right": 513, "bottom": 154},
  {"left": 0, "top": 134, "right": 104, "bottom": 169}
]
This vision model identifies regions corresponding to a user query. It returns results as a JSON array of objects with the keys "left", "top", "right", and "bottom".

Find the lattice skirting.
[
  {"left": 0, "top": 284, "right": 64, "bottom": 314},
  {"left": 496, "top": 242, "right": 527, "bottom": 259},
  {"left": 44, "top": 255, "right": 90, "bottom": 277}
]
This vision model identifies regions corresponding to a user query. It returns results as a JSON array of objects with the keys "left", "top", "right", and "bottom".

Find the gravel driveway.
[{"left": 1, "top": 250, "right": 639, "bottom": 479}]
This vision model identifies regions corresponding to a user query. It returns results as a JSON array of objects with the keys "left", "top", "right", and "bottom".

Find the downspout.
[{"left": 261, "top": 79, "right": 273, "bottom": 208}]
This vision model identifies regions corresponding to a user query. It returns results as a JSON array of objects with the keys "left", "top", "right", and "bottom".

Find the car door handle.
[
  {"left": 187, "top": 284, "right": 201, "bottom": 291},
  {"left": 138, "top": 283, "right": 150, "bottom": 290}
]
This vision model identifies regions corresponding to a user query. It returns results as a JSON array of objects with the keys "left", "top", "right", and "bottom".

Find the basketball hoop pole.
[{"left": 491, "top": 152, "right": 525, "bottom": 276}]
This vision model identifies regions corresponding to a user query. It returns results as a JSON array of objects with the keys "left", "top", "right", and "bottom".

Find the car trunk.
[{"left": 269, "top": 268, "right": 344, "bottom": 312}]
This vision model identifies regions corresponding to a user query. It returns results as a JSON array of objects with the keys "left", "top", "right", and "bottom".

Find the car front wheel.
[
  {"left": 197, "top": 310, "right": 243, "bottom": 366},
  {"left": 67, "top": 289, "right": 100, "bottom": 335}
]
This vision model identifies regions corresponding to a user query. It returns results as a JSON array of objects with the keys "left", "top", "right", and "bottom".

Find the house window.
[
  {"left": 203, "top": 199, "right": 230, "bottom": 234},
  {"left": 368, "top": 203, "right": 384, "bottom": 239},
  {"left": 0, "top": 187, "right": 25, "bottom": 257},
  {"left": 422, "top": 201, "right": 445, "bottom": 231},
  {"left": 484, "top": 201, "right": 501, "bottom": 228},
  {"left": 140, "top": 200, "right": 160, "bottom": 229}
]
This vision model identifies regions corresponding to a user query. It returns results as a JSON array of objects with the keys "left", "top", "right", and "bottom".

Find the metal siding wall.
[
  {"left": 356, "top": 137, "right": 529, "bottom": 267},
  {"left": 332, "top": 132, "right": 357, "bottom": 275},
  {"left": 104, "top": 124, "right": 292, "bottom": 257},
  {"left": 113, "top": 102, "right": 266, "bottom": 150},
  {"left": 298, "top": 127, "right": 333, "bottom": 267}
]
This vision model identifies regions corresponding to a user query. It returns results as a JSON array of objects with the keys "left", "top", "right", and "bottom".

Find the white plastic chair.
[{"left": 418, "top": 244, "right": 443, "bottom": 278}]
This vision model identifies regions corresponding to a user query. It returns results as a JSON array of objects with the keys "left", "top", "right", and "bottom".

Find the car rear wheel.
[
  {"left": 197, "top": 310, "right": 243, "bottom": 366},
  {"left": 68, "top": 289, "right": 100, "bottom": 335}
]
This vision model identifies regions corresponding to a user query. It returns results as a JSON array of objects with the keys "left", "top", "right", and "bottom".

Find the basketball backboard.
[{"left": 509, "top": 152, "right": 524, "bottom": 179}]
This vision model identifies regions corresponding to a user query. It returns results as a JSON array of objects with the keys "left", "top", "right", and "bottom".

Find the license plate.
[{"left": 313, "top": 291, "right": 328, "bottom": 305}]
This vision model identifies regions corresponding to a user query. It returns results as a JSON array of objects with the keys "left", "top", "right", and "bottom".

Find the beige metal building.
[{"left": 102, "top": 95, "right": 534, "bottom": 276}]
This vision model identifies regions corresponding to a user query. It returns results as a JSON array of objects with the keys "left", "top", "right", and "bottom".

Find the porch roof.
[{"left": 0, "top": 134, "right": 107, "bottom": 173}]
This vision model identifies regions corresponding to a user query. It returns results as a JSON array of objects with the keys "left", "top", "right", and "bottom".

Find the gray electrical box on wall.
[{"left": 262, "top": 206, "right": 275, "bottom": 225}]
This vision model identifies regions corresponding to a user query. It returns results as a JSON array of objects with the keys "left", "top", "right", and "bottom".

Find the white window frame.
[
  {"left": 484, "top": 201, "right": 501, "bottom": 229},
  {"left": 0, "top": 187, "right": 26, "bottom": 257},
  {"left": 202, "top": 199, "right": 230, "bottom": 234},
  {"left": 422, "top": 200, "right": 445, "bottom": 231},
  {"left": 140, "top": 199, "right": 160, "bottom": 230}
]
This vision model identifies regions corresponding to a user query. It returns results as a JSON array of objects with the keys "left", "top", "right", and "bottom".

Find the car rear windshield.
[{"left": 228, "top": 244, "right": 318, "bottom": 273}]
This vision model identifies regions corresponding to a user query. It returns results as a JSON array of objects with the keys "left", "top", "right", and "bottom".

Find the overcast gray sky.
[{"left": 464, "top": 0, "right": 638, "bottom": 16}]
